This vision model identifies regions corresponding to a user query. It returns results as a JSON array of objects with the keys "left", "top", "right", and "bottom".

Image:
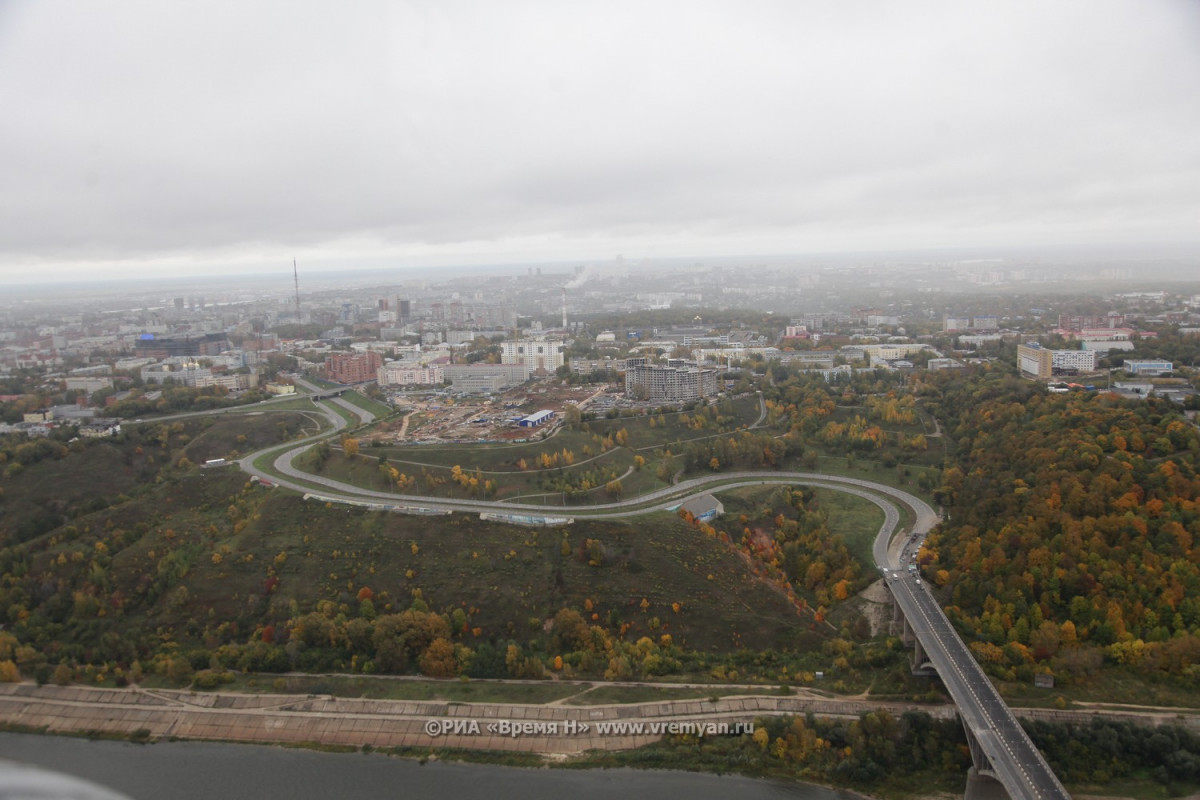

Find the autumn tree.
[{"left": 418, "top": 637, "right": 459, "bottom": 677}]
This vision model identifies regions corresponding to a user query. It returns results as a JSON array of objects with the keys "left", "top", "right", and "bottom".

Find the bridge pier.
[
  {"left": 965, "top": 768, "right": 1010, "bottom": 800},
  {"left": 885, "top": 585, "right": 936, "bottom": 676},
  {"left": 891, "top": 593, "right": 906, "bottom": 633},
  {"left": 962, "top": 718, "right": 1010, "bottom": 800}
]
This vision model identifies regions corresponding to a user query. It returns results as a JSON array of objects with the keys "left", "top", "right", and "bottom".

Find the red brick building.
[{"left": 324, "top": 351, "right": 382, "bottom": 384}]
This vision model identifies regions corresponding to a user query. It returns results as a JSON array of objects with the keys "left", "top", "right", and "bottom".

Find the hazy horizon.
[{"left": 2, "top": 1, "right": 1198, "bottom": 284}]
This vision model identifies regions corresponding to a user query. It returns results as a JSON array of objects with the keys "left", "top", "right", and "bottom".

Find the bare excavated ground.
[{"left": 857, "top": 579, "right": 893, "bottom": 637}]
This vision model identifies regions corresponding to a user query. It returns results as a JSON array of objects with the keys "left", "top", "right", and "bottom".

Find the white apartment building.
[
  {"left": 957, "top": 334, "right": 1003, "bottom": 348},
  {"left": 501, "top": 340, "right": 564, "bottom": 372},
  {"left": 1051, "top": 350, "right": 1097, "bottom": 373},
  {"left": 379, "top": 363, "right": 444, "bottom": 386},
  {"left": 843, "top": 344, "right": 932, "bottom": 362},
  {"left": 64, "top": 376, "right": 114, "bottom": 393}
]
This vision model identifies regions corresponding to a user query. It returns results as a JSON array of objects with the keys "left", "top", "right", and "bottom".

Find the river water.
[{"left": 0, "top": 732, "right": 855, "bottom": 800}]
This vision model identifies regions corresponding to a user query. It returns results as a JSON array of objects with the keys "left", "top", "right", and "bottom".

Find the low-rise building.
[
  {"left": 64, "top": 376, "right": 114, "bottom": 393},
  {"left": 442, "top": 363, "right": 529, "bottom": 390},
  {"left": 1123, "top": 359, "right": 1173, "bottom": 376},
  {"left": 1083, "top": 340, "right": 1135, "bottom": 353},
  {"left": 114, "top": 357, "right": 157, "bottom": 371},
  {"left": 843, "top": 343, "right": 931, "bottom": 362},
  {"left": 451, "top": 373, "right": 508, "bottom": 394},
  {"left": 800, "top": 364, "right": 853, "bottom": 382},
  {"left": 80, "top": 419, "right": 121, "bottom": 438},
  {"left": 957, "top": 334, "right": 1003, "bottom": 348},
  {"left": 1051, "top": 349, "right": 1097, "bottom": 373},
  {"left": 379, "top": 363, "right": 444, "bottom": 386},
  {"left": 927, "top": 358, "right": 965, "bottom": 371},
  {"left": 681, "top": 493, "right": 724, "bottom": 523},
  {"left": 142, "top": 362, "right": 211, "bottom": 386},
  {"left": 518, "top": 409, "right": 555, "bottom": 427}
]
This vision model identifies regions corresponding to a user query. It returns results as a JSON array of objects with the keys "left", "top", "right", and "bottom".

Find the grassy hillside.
[
  {"left": 0, "top": 413, "right": 313, "bottom": 548},
  {"left": 0, "top": 413, "right": 904, "bottom": 691}
]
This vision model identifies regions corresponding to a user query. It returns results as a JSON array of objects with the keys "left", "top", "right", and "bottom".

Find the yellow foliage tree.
[
  {"left": 753, "top": 726, "right": 770, "bottom": 750},
  {"left": 0, "top": 660, "right": 20, "bottom": 683},
  {"left": 418, "top": 637, "right": 459, "bottom": 677}
]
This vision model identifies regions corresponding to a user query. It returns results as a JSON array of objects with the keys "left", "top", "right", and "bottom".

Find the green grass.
[
  {"left": 319, "top": 399, "right": 361, "bottom": 428},
  {"left": 564, "top": 685, "right": 764, "bottom": 705},
  {"left": 232, "top": 396, "right": 323, "bottom": 413},
  {"left": 796, "top": 453, "right": 939, "bottom": 507},
  {"left": 340, "top": 390, "right": 393, "bottom": 420},
  {"left": 309, "top": 444, "right": 636, "bottom": 506},
  {"left": 1063, "top": 775, "right": 1200, "bottom": 800},
  {"left": 180, "top": 412, "right": 314, "bottom": 465},
  {"left": 714, "top": 483, "right": 888, "bottom": 568},
  {"left": 218, "top": 673, "right": 584, "bottom": 703},
  {"left": 0, "top": 414, "right": 312, "bottom": 549},
  {"left": 998, "top": 666, "right": 1200, "bottom": 709},
  {"left": 810, "top": 487, "right": 887, "bottom": 567}
]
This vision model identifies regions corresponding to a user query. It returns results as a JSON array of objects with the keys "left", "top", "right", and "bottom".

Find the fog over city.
[{"left": 1, "top": 0, "right": 1198, "bottom": 284}]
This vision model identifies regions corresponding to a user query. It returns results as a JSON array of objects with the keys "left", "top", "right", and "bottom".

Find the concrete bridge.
[{"left": 877, "top": 501, "right": 1071, "bottom": 800}]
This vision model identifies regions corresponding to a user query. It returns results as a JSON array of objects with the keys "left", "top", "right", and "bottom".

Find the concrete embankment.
[
  {"left": 0, "top": 683, "right": 951, "bottom": 754},
  {"left": 1, "top": 683, "right": 1194, "bottom": 756}
]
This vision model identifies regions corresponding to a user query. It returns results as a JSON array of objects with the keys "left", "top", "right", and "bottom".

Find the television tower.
[
  {"left": 561, "top": 287, "right": 567, "bottom": 329},
  {"left": 293, "top": 258, "right": 300, "bottom": 309}
]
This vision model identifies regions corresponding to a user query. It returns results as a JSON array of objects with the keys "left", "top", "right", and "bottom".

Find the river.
[{"left": 0, "top": 732, "right": 855, "bottom": 800}]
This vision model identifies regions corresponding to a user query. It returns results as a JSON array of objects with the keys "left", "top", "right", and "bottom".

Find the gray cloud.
[{"left": 1, "top": 0, "right": 1198, "bottom": 281}]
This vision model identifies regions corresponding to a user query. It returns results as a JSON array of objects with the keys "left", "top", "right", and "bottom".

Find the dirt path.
[{"left": 395, "top": 409, "right": 416, "bottom": 440}]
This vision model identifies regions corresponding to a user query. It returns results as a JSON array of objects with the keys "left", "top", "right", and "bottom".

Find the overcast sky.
[{"left": 2, "top": 1, "right": 1199, "bottom": 283}]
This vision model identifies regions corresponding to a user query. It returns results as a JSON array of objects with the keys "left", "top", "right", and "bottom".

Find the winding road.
[{"left": 236, "top": 383, "right": 1067, "bottom": 799}]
